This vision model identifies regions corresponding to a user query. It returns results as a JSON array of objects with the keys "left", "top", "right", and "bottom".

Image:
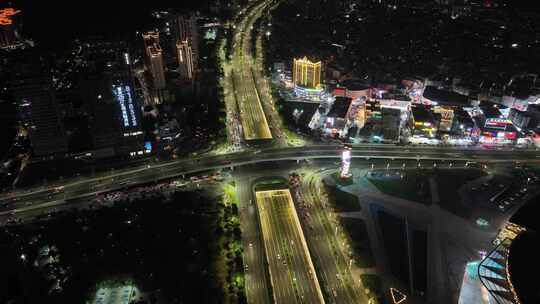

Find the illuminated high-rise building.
[
  {"left": 148, "top": 46, "right": 166, "bottom": 89},
  {"left": 176, "top": 14, "right": 199, "bottom": 74},
  {"left": 293, "top": 57, "right": 322, "bottom": 89},
  {"left": 176, "top": 40, "right": 194, "bottom": 80},
  {"left": 142, "top": 31, "right": 159, "bottom": 50},
  {"left": 143, "top": 31, "right": 166, "bottom": 90}
]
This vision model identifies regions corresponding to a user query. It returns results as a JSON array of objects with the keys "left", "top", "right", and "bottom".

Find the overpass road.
[{"left": 1, "top": 145, "right": 539, "bottom": 216}]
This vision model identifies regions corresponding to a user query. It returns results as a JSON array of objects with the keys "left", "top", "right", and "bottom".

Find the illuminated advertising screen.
[{"left": 485, "top": 118, "right": 511, "bottom": 130}]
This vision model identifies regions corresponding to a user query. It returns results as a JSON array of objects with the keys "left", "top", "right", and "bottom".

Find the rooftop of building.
[
  {"left": 340, "top": 79, "right": 371, "bottom": 91},
  {"left": 511, "top": 107, "right": 540, "bottom": 119},
  {"left": 381, "top": 92, "right": 410, "bottom": 101},
  {"left": 411, "top": 105, "right": 434, "bottom": 123},
  {"left": 482, "top": 101, "right": 509, "bottom": 109},
  {"left": 423, "top": 85, "right": 469, "bottom": 106},
  {"left": 453, "top": 108, "right": 475, "bottom": 125},
  {"left": 480, "top": 104, "right": 505, "bottom": 119},
  {"left": 147, "top": 45, "right": 162, "bottom": 56},
  {"left": 509, "top": 195, "right": 540, "bottom": 304},
  {"left": 527, "top": 104, "right": 540, "bottom": 113},
  {"left": 482, "top": 124, "right": 518, "bottom": 133},
  {"left": 327, "top": 96, "right": 352, "bottom": 118}
]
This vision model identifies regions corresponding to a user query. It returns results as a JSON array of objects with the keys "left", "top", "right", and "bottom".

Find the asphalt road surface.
[
  {"left": 256, "top": 189, "right": 325, "bottom": 304},
  {"left": 236, "top": 176, "right": 272, "bottom": 304},
  {"left": 230, "top": 0, "right": 273, "bottom": 141},
  {"left": 297, "top": 171, "right": 367, "bottom": 303}
]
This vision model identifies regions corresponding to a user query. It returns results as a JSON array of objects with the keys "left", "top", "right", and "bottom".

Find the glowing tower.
[
  {"left": 341, "top": 144, "right": 352, "bottom": 179},
  {"left": 293, "top": 57, "right": 321, "bottom": 89}
]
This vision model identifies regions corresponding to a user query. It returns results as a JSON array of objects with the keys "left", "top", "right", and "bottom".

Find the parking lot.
[{"left": 468, "top": 167, "right": 540, "bottom": 214}]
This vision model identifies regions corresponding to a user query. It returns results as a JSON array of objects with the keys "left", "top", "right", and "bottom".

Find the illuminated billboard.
[{"left": 484, "top": 118, "right": 511, "bottom": 130}]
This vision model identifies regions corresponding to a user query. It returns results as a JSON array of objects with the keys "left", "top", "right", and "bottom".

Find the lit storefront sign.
[{"left": 484, "top": 118, "right": 511, "bottom": 130}]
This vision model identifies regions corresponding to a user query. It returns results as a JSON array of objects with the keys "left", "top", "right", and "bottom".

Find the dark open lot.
[
  {"left": 324, "top": 183, "right": 361, "bottom": 212},
  {"left": 368, "top": 169, "right": 431, "bottom": 205},
  {"left": 0, "top": 190, "right": 231, "bottom": 304},
  {"left": 339, "top": 217, "right": 375, "bottom": 268},
  {"left": 377, "top": 210, "right": 410, "bottom": 291}
]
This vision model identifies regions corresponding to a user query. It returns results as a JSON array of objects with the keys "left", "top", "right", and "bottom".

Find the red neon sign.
[{"left": 0, "top": 8, "right": 21, "bottom": 26}]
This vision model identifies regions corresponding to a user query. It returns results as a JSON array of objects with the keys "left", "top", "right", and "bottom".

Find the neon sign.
[
  {"left": 113, "top": 85, "right": 138, "bottom": 128},
  {"left": 0, "top": 8, "right": 21, "bottom": 26}
]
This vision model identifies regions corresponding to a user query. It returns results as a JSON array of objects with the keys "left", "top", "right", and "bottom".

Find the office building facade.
[
  {"left": 11, "top": 65, "right": 68, "bottom": 157},
  {"left": 80, "top": 41, "right": 145, "bottom": 158},
  {"left": 176, "top": 40, "right": 194, "bottom": 80},
  {"left": 176, "top": 14, "right": 199, "bottom": 73},
  {"left": 143, "top": 32, "right": 166, "bottom": 90}
]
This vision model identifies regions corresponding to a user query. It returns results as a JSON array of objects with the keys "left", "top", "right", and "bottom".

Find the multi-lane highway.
[
  {"left": 256, "top": 189, "right": 325, "bottom": 304},
  {"left": 229, "top": 0, "right": 274, "bottom": 141},
  {"left": 1, "top": 145, "right": 538, "bottom": 304}
]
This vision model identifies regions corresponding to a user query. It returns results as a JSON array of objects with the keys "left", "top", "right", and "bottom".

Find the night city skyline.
[{"left": 1, "top": 0, "right": 540, "bottom": 303}]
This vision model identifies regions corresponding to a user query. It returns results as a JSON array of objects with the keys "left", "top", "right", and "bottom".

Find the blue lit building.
[
  {"left": 80, "top": 40, "right": 146, "bottom": 158},
  {"left": 111, "top": 82, "right": 145, "bottom": 156}
]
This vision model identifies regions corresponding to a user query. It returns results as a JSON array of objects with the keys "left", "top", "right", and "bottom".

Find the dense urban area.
[{"left": 1, "top": 0, "right": 540, "bottom": 303}]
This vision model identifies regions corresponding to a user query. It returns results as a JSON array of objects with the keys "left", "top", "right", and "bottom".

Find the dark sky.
[
  {"left": 6, "top": 0, "right": 206, "bottom": 49},
  {"left": 8, "top": 0, "right": 539, "bottom": 50}
]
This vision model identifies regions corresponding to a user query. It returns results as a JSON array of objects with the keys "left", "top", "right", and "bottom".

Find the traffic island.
[
  {"left": 339, "top": 217, "right": 375, "bottom": 268},
  {"left": 330, "top": 171, "right": 355, "bottom": 187},
  {"left": 323, "top": 181, "right": 362, "bottom": 212}
]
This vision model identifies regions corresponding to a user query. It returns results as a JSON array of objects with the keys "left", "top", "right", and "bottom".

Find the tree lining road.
[{"left": 297, "top": 170, "right": 367, "bottom": 303}]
